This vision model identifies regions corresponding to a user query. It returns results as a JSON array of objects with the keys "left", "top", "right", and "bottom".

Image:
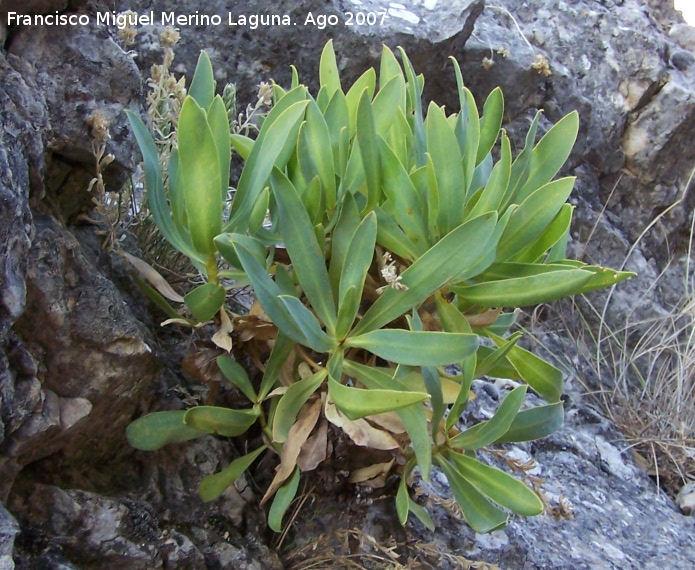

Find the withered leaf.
[
  {"left": 297, "top": 418, "right": 329, "bottom": 472},
  {"left": 324, "top": 397, "right": 399, "bottom": 450},
  {"left": 261, "top": 397, "right": 322, "bottom": 505}
]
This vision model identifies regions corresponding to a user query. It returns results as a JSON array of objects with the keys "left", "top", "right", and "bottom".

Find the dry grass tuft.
[
  {"left": 553, "top": 165, "right": 695, "bottom": 496},
  {"left": 284, "top": 528, "right": 498, "bottom": 570}
]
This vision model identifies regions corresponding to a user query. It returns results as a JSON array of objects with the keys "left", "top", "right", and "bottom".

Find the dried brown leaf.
[
  {"left": 123, "top": 251, "right": 185, "bottom": 303},
  {"left": 366, "top": 411, "right": 406, "bottom": 434},
  {"left": 348, "top": 459, "right": 395, "bottom": 484},
  {"left": 297, "top": 418, "right": 329, "bottom": 472},
  {"left": 261, "top": 397, "right": 322, "bottom": 505},
  {"left": 324, "top": 397, "right": 399, "bottom": 450},
  {"left": 212, "top": 308, "right": 234, "bottom": 352}
]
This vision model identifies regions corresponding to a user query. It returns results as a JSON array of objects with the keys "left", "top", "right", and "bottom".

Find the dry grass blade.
[{"left": 551, "top": 162, "right": 695, "bottom": 496}]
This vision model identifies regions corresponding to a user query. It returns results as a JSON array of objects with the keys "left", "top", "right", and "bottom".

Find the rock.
[
  {"left": 677, "top": 483, "right": 695, "bottom": 515},
  {"left": 1, "top": 216, "right": 159, "bottom": 499},
  {"left": 10, "top": 484, "right": 163, "bottom": 569},
  {"left": 0, "top": 504, "right": 19, "bottom": 570},
  {"left": 0, "top": 52, "right": 42, "bottom": 340},
  {"left": 670, "top": 22, "right": 695, "bottom": 52},
  {"left": 671, "top": 48, "right": 695, "bottom": 70},
  {"left": 120, "top": 0, "right": 484, "bottom": 112},
  {"left": 8, "top": 436, "right": 282, "bottom": 570},
  {"left": 6, "top": 18, "right": 143, "bottom": 222}
]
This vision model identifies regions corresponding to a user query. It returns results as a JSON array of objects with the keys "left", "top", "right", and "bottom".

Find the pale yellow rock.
[{"left": 676, "top": 483, "right": 695, "bottom": 515}]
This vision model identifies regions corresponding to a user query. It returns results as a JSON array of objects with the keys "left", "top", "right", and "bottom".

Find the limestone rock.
[
  {"left": 120, "top": 0, "right": 484, "bottom": 112},
  {"left": 0, "top": 53, "right": 42, "bottom": 340},
  {"left": 9, "top": 436, "right": 283, "bottom": 570},
  {"left": 0, "top": 504, "right": 19, "bottom": 570},
  {"left": 7, "top": 19, "right": 143, "bottom": 222},
  {"left": 458, "top": 0, "right": 695, "bottom": 320},
  {"left": 1, "top": 216, "right": 159, "bottom": 499}
]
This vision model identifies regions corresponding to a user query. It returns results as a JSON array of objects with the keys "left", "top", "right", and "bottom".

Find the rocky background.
[{"left": 1, "top": 0, "right": 695, "bottom": 568}]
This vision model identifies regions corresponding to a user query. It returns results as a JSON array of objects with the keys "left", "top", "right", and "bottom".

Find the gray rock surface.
[
  {"left": 0, "top": 505, "right": 19, "bottom": 570},
  {"left": 1, "top": 216, "right": 160, "bottom": 499},
  {"left": 457, "top": 0, "right": 695, "bottom": 326},
  {"left": 121, "top": 0, "right": 484, "bottom": 113},
  {"left": 7, "top": 19, "right": 143, "bottom": 222},
  {"left": 9, "top": 436, "right": 282, "bottom": 570}
]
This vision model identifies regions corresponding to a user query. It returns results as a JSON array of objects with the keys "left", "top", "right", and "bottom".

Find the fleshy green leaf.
[
  {"left": 496, "top": 177, "right": 576, "bottom": 262},
  {"left": 435, "top": 454, "right": 508, "bottom": 533},
  {"left": 450, "top": 386, "right": 527, "bottom": 449},
  {"left": 126, "top": 411, "right": 205, "bottom": 451},
  {"left": 278, "top": 295, "right": 336, "bottom": 353},
  {"left": 188, "top": 51, "right": 215, "bottom": 110},
  {"left": 379, "top": 45, "right": 403, "bottom": 89},
  {"left": 227, "top": 95, "right": 309, "bottom": 232},
  {"left": 505, "top": 111, "right": 541, "bottom": 207},
  {"left": 259, "top": 333, "right": 295, "bottom": 401},
  {"left": 207, "top": 96, "right": 232, "bottom": 200},
  {"left": 329, "top": 195, "right": 361, "bottom": 300},
  {"left": 450, "top": 58, "right": 480, "bottom": 199},
  {"left": 217, "top": 355, "right": 257, "bottom": 402},
  {"left": 344, "top": 360, "right": 431, "bottom": 479},
  {"left": 323, "top": 91, "right": 349, "bottom": 171},
  {"left": 372, "top": 75, "right": 406, "bottom": 135},
  {"left": 268, "top": 466, "right": 301, "bottom": 532},
  {"left": 125, "top": 111, "right": 202, "bottom": 265},
  {"left": 319, "top": 39, "right": 341, "bottom": 97},
  {"left": 346, "top": 330, "right": 478, "bottom": 367},
  {"left": 353, "top": 212, "right": 499, "bottom": 335},
  {"left": 473, "top": 331, "right": 522, "bottom": 377},
  {"left": 488, "top": 332, "right": 563, "bottom": 403},
  {"left": 374, "top": 205, "right": 422, "bottom": 261},
  {"left": 300, "top": 99, "right": 337, "bottom": 213},
  {"left": 408, "top": 497, "right": 435, "bottom": 531},
  {"left": 469, "top": 131, "right": 511, "bottom": 219},
  {"left": 355, "top": 90, "right": 381, "bottom": 213},
  {"left": 273, "top": 370, "right": 327, "bottom": 443},
  {"left": 426, "top": 102, "right": 464, "bottom": 235},
  {"left": 184, "top": 282, "right": 225, "bottom": 322},
  {"left": 495, "top": 402, "right": 564, "bottom": 442},
  {"left": 511, "top": 203, "right": 573, "bottom": 263},
  {"left": 448, "top": 451, "right": 543, "bottom": 516},
  {"left": 230, "top": 133, "right": 254, "bottom": 160},
  {"left": 248, "top": 187, "right": 270, "bottom": 235},
  {"left": 398, "top": 47, "right": 426, "bottom": 168},
  {"left": 215, "top": 232, "right": 267, "bottom": 270},
  {"left": 345, "top": 68, "right": 376, "bottom": 136},
  {"left": 183, "top": 406, "right": 259, "bottom": 437},
  {"left": 477, "top": 87, "right": 504, "bottom": 165},
  {"left": 178, "top": 97, "right": 222, "bottom": 256},
  {"left": 327, "top": 376, "right": 428, "bottom": 421},
  {"left": 515, "top": 111, "right": 579, "bottom": 203},
  {"left": 396, "top": 467, "right": 411, "bottom": 525},
  {"left": 339, "top": 211, "right": 377, "bottom": 309},
  {"left": 198, "top": 446, "right": 267, "bottom": 502},
  {"left": 379, "top": 138, "right": 429, "bottom": 251},
  {"left": 453, "top": 268, "right": 594, "bottom": 307},
  {"left": 270, "top": 169, "right": 337, "bottom": 333},
  {"left": 576, "top": 265, "right": 636, "bottom": 293},
  {"left": 225, "top": 236, "right": 323, "bottom": 347}
]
